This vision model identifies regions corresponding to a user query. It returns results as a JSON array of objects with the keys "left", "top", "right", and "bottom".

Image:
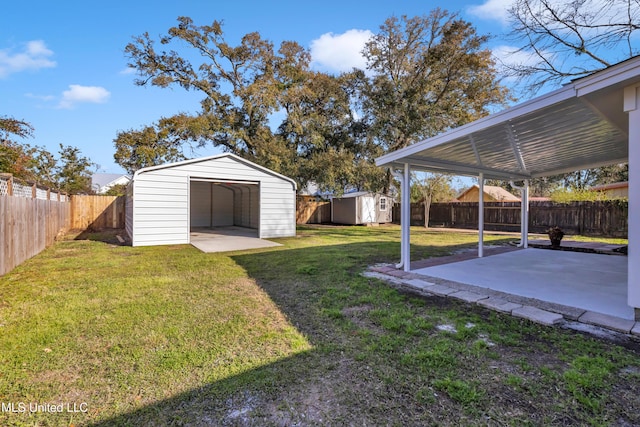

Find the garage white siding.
[{"left": 128, "top": 154, "right": 296, "bottom": 246}]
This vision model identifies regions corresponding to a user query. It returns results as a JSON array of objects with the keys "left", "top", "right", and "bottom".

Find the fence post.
[
  {"left": 450, "top": 204, "right": 454, "bottom": 227},
  {"left": 32, "top": 183, "right": 36, "bottom": 199},
  {"left": 579, "top": 201, "right": 584, "bottom": 235}
]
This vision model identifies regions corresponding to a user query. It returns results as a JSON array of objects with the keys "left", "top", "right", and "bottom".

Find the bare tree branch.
[{"left": 502, "top": 0, "right": 640, "bottom": 94}]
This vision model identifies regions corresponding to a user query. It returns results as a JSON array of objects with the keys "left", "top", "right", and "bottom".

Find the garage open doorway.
[
  {"left": 190, "top": 179, "right": 280, "bottom": 252},
  {"left": 190, "top": 179, "right": 259, "bottom": 232}
]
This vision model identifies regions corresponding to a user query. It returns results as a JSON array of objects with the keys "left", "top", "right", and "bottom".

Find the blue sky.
[{"left": 0, "top": 0, "right": 553, "bottom": 174}]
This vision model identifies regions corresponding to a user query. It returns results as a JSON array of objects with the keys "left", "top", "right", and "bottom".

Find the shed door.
[{"left": 361, "top": 196, "right": 376, "bottom": 224}]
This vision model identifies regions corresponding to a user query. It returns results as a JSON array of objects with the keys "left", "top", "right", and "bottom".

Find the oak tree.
[{"left": 360, "top": 11, "right": 510, "bottom": 154}]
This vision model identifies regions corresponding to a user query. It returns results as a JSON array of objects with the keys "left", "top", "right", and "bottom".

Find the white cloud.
[
  {"left": 467, "top": 0, "right": 515, "bottom": 25},
  {"left": 310, "top": 29, "right": 373, "bottom": 73},
  {"left": 119, "top": 67, "right": 136, "bottom": 75},
  {"left": 0, "top": 40, "right": 56, "bottom": 78},
  {"left": 58, "top": 85, "right": 111, "bottom": 109},
  {"left": 25, "top": 92, "right": 55, "bottom": 101}
]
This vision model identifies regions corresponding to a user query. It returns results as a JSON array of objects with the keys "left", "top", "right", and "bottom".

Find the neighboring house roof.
[
  {"left": 91, "top": 173, "right": 131, "bottom": 193},
  {"left": 591, "top": 181, "right": 628, "bottom": 191},
  {"left": 456, "top": 185, "right": 520, "bottom": 202}
]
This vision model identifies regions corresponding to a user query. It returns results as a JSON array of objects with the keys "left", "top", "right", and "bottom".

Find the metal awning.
[
  {"left": 375, "top": 57, "right": 640, "bottom": 319},
  {"left": 376, "top": 56, "right": 640, "bottom": 179}
]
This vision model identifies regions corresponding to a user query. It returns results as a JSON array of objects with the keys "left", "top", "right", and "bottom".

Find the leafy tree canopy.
[
  {"left": 361, "top": 10, "right": 510, "bottom": 153},
  {"left": 120, "top": 13, "right": 509, "bottom": 194},
  {"left": 1, "top": 115, "right": 94, "bottom": 194}
]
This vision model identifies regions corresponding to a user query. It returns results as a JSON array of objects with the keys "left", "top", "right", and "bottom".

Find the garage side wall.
[
  {"left": 131, "top": 155, "right": 295, "bottom": 245},
  {"left": 132, "top": 168, "right": 190, "bottom": 246}
]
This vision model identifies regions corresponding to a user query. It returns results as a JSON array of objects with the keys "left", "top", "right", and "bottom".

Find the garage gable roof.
[
  {"left": 133, "top": 153, "right": 297, "bottom": 189},
  {"left": 376, "top": 56, "right": 640, "bottom": 180}
]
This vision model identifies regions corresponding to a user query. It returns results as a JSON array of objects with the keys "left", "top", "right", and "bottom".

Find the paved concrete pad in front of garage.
[{"left": 190, "top": 227, "right": 282, "bottom": 253}]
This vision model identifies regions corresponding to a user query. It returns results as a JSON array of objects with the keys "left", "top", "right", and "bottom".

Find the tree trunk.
[{"left": 423, "top": 197, "right": 432, "bottom": 228}]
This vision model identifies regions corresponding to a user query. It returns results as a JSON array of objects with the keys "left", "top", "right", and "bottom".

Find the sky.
[{"left": 0, "top": 0, "right": 565, "bottom": 175}]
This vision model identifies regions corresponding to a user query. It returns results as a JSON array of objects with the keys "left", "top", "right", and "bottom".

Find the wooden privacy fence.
[
  {"left": 70, "top": 195, "right": 126, "bottom": 230},
  {"left": 393, "top": 201, "right": 628, "bottom": 238},
  {"left": 0, "top": 174, "right": 71, "bottom": 276},
  {"left": 0, "top": 197, "right": 71, "bottom": 275},
  {"left": 1, "top": 173, "right": 129, "bottom": 275},
  {"left": 297, "top": 197, "right": 331, "bottom": 224}
]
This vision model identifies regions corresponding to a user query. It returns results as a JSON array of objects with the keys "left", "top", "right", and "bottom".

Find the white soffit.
[{"left": 376, "top": 56, "right": 640, "bottom": 180}]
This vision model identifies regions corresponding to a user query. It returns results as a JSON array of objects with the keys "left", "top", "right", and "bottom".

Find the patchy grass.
[
  {"left": 563, "top": 234, "right": 628, "bottom": 245},
  {"left": 0, "top": 225, "right": 638, "bottom": 426}
]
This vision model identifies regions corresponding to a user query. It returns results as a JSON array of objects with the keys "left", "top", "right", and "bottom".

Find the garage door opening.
[{"left": 190, "top": 179, "right": 260, "bottom": 238}]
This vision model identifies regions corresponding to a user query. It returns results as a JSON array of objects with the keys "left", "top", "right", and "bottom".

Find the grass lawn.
[{"left": 0, "top": 225, "right": 638, "bottom": 426}]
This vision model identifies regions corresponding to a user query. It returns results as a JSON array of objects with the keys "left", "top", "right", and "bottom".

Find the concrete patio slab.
[
  {"left": 190, "top": 227, "right": 281, "bottom": 253},
  {"left": 413, "top": 248, "right": 632, "bottom": 320}
]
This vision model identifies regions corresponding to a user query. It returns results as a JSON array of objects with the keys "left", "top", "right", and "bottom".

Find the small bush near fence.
[{"left": 393, "top": 201, "right": 628, "bottom": 238}]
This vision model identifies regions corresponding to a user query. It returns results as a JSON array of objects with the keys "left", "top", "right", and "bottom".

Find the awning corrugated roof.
[{"left": 376, "top": 56, "right": 640, "bottom": 180}]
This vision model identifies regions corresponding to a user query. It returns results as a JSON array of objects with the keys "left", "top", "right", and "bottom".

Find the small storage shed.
[
  {"left": 331, "top": 191, "right": 392, "bottom": 225},
  {"left": 125, "top": 153, "right": 296, "bottom": 246}
]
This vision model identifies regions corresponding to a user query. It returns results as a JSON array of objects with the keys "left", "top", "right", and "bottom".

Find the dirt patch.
[{"left": 341, "top": 304, "right": 385, "bottom": 335}]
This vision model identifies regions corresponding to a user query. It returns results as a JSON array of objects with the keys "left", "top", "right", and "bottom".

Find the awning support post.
[
  {"left": 511, "top": 179, "right": 530, "bottom": 248},
  {"left": 523, "top": 180, "right": 529, "bottom": 248},
  {"left": 402, "top": 163, "right": 411, "bottom": 271},
  {"left": 624, "top": 84, "right": 640, "bottom": 320},
  {"left": 392, "top": 164, "right": 411, "bottom": 271},
  {"left": 478, "top": 173, "right": 484, "bottom": 258}
]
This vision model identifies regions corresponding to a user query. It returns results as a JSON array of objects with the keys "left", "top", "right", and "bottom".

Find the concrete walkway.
[{"left": 365, "top": 248, "right": 639, "bottom": 338}]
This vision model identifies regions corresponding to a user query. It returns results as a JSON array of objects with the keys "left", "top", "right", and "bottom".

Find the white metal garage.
[{"left": 125, "top": 153, "right": 296, "bottom": 246}]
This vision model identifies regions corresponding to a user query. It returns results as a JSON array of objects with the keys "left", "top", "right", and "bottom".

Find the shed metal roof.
[
  {"left": 376, "top": 56, "right": 640, "bottom": 180},
  {"left": 133, "top": 152, "right": 297, "bottom": 189}
]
